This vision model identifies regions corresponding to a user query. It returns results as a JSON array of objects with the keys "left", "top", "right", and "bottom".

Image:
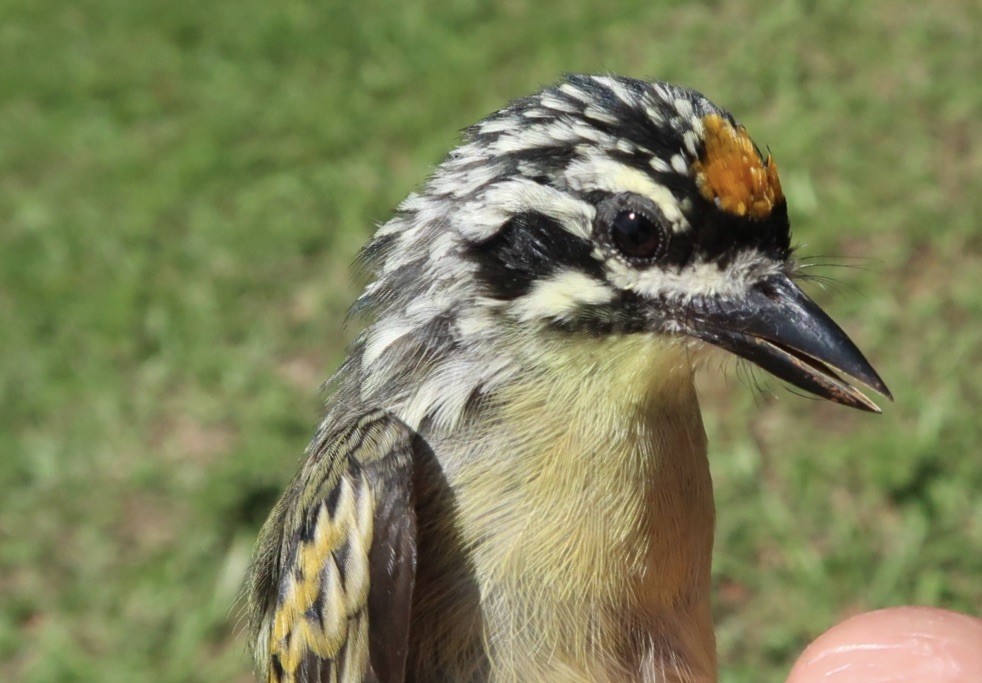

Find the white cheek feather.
[
  {"left": 398, "top": 360, "right": 476, "bottom": 431},
  {"left": 396, "top": 354, "right": 518, "bottom": 432},
  {"left": 607, "top": 251, "right": 784, "bottom": 301},
  {"left": 564, "top": 153, "right": 691, "bottom": 233},
  {"left": 508, "top": 270, "right": 614, "bottom": 323}
]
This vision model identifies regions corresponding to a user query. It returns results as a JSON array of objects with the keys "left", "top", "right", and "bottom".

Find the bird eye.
[
  {"left": 610, "top": 210, "right": 663, "bottom": 260},
  {"left": 595, "top": 193, "right": 670, "bottom": 263}
]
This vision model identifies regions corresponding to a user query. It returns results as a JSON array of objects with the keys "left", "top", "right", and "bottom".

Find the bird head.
[{"left": 351, "top": 74, "right": 890, "bottom": 429}]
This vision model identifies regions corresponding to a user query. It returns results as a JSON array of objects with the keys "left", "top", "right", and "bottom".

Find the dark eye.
[
  {"left": 610, "top": 209, "right": 664, "bottom": 259},
  {"left": 594, "top": 193, "right": 671, "bottom": 264}
]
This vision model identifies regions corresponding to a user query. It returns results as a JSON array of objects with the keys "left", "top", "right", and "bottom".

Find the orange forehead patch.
[{"left": 692, "top": 113, "right": 783, "bottom": 219}]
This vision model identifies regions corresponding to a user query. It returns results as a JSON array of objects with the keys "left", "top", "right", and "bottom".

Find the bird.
[{"left": 245, "top": 74, "right": 891, "bottom": 683}]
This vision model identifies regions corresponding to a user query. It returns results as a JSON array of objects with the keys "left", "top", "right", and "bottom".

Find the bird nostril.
[{"left": 756, "top": 280, "right": 782, "bottom": 302}]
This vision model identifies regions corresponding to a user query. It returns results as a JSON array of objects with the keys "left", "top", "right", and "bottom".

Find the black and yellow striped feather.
[{"left": 248, "top": 410, "right": 417, "bottom": 683}]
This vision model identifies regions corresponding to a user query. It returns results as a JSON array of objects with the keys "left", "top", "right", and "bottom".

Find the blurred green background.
[{"left": 1, "top": 0, "right": 979, "bottom": 680}]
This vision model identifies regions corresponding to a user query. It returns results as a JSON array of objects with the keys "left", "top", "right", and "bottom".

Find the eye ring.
[{"left": 594, "top": 193, "right": 670, "bottom": 264}]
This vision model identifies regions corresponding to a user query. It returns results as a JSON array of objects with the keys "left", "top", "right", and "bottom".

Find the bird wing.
[{"left": 249, "top": 409, "right": 417, "bottom": 683}]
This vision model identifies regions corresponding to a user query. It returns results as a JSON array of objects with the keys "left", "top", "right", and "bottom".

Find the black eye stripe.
[{"left": 469, "top": 211, "right": 604, "bottom": 301}]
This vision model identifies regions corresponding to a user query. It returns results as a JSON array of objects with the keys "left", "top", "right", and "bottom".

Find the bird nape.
[{"left": 245, "top": 74, "right": 891, "bottom": 683}]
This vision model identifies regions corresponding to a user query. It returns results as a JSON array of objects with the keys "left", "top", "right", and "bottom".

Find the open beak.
[{"left": 689, "top": 275, "right": 892, "bottom": 412}]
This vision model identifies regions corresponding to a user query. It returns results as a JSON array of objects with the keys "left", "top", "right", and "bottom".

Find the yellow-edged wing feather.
[{"left": 248, "top": 410, "right": 417, "bottom": 683}]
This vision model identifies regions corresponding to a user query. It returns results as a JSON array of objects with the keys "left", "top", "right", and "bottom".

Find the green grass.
[{"left": 1, "top": 0, "right": 978, "bottom": 680}]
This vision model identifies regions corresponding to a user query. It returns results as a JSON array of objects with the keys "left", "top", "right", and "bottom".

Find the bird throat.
[{"left": 416, "top": 333, "right": 718, "bottom": 681}]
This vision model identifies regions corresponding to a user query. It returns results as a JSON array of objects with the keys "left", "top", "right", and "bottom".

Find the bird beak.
[{"left": 689, "top": 274, "right": 892, "bottom": 412}]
